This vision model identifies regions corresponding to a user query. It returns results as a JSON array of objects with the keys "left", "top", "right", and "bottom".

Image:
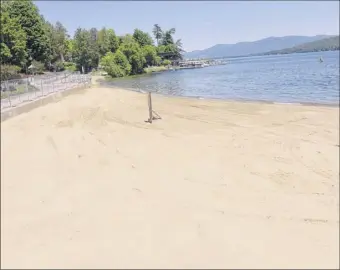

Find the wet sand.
[{"left": 1, "top": 87, "right": 339, "bottom": 269}]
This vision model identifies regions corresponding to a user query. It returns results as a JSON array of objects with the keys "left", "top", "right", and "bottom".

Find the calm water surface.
[{"left": 102, "top": 51, "right": 339, "bottom": 105}]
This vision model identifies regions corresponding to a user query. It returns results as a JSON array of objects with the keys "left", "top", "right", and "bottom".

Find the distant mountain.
[
  {"left": 262, "top": 36, "right": 339, "bottom": 55},
  {"left": 184, "top": 35, "right": 334, "bottom": 59}
]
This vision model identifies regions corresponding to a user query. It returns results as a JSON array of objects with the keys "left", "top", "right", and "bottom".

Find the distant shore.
[
  {"left": 261, "top": 48, "right": 339, "bottom": 57},
  {"left": 187, "top": 48, "right": 340, "bottom": 60},
  {"left": 2, "top": 86, "right": 338, "bottom": 269}
]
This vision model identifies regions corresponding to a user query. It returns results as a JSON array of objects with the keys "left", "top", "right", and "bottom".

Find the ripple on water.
[{"left": 102, "top": 51, "right": 339, "bottom": 105}]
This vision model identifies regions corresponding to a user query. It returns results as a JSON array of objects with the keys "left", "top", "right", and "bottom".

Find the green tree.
[
  {"left": 5, "top": 0, "right": 50, "bottom": 63},
  {"left": 54, "top": 60, "right": 65, "bottom": 71},
  {"left": 152, "top": 24, "right": 163, "bottom": 46},
  {"left": 157, "top": 43, "right": 182, "bottom": 60},
  {"left": 119, "top": 35, "right": 137, "bottom": 59},
  {"left": 132, "top": 29, "right": 154, "bottom": 47},
  {"left": 100, "top": 50, "right": 132, "bottom": 78},
  {"left": 167, "top": 43, "right": 184, "bottom": 60},
  {"left": 119, "top": 35, "right": 146, "bottom": 75},
  {"left": 162, "top": 59, "right": 171, "bottom": 66},
  {"left": 64, "top": 61, "right": 77, "bottom": 72},
  {"left": 97, "top": 28, "right": 119, "bottom": 56},
  {"left": 44, "top": 20, "right": 69, "bottom": 68},
  {"left": 89, "top": 27, "right": 100, "bottom": 68},
  {"left": 160, "top": 28, "right": 176, "bottom": 46},
  {"left": 30, "top": 60, "right": 45, "bottom": 74},
  {"left": 65, "top": 39, "right": 74, "bottom": 61},
  {"left": 156, "top": 45, "right": 167, "bottom": 54},
  {"left": 44, "top": 21, "right": 58, "bottom": 65},
  {"left": 117, "top": 36, "right": 124, "bottom": 46},
  {"left": 72, "top": 28, "right": 93, "bottom": 73},
  {"left": 158, "top": 28, "right": 184, "bottom": 60},
  {"left": 129, "top": 52, "right": 146, "bottom": 74},
  {"left": 50, "top": 21, "right": 69, "bottom": 62},
  {"left": 155, "top": 56, "right": 162, "bottom": 66},
  {"left": 113, "top": 50, "right": 131, "bottom": 75},
  {"left": 142, "top": 45, "right": 158, "bottom": 66},
  {"left": 72, "top": 28, "right": 101, "bottom": 72},
  {"left": 0, "top": 10, "right": 27, "bottom": 66},
  {"left": 100, "top": 52, "right": 125, "bottom": 78},
  {"left": 0, "top": 44, "right": 11, "bottom": 64}
]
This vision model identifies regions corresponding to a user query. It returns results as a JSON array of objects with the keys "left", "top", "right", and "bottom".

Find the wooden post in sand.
[{"left": 148, "top": 92, "right": 153, "bottom": 123}]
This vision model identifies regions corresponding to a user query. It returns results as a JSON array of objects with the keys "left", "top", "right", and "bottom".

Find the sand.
[{"left": 1, "top": 87, "right": 339, "bottom": 269}]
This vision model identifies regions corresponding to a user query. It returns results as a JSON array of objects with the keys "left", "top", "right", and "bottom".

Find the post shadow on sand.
[{"left": 145, "top": 92, "right": 162, "bottom": 123}]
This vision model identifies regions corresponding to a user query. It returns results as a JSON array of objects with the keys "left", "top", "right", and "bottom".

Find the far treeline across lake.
[
  {"left": 0, "top": 0, "right": 184, "bottom": 80},
  {"left": 262, "top": 36, "right": 340, "bottom": 56}
]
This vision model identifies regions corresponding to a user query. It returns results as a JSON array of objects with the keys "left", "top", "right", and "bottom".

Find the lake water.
[{"left": 102, "top": 51, "right": 339, "bottom": 105}]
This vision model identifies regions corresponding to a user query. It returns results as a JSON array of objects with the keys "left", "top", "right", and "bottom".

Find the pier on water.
[
  {"left": 158, "top": 52, "right": 227, "bottom": 70},
  {"left": 175, "top": 59, "right": 227, "bottom": 69}
]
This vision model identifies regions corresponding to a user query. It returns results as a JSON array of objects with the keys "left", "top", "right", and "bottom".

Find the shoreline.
[
  {"left": 1, "top": 86, "right": 339, "bottom": 268},
  {"left": 94, "top": 75, "right": 340, "bottom": 108},
  {"left": 1, "top": 82, "right": 339, "bottom": 124},
  {"left": 102, "top": 83, "right": 340, "bottom": 109}
]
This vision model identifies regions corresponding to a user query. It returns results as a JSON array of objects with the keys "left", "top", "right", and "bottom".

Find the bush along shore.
[{"left": 1, "top": 0, "right": 184, "bottom": 81}]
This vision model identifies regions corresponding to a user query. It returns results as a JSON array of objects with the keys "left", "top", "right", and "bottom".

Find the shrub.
[
  {"left": 29, "top": 60, "right": 44, "bottom": 74},
  {"left": 113, "top": 50, "right": 131, "bottom": 75},
  {"left": 64, "top": 62, "right": 77, "bottom": 72},
  {"left": 100, "top": 51, "right": 131, "bottom": 78},
  {"left": 119, "top": 35, "right": 146, "bottom": 75},
  {"left": 162, "top": 59, "right": 171, "bottom": 66},
  {"left": 0, "top": 64, "right": 21, "bottom": 80},
  {"left": 54, "top": 60, "right": 65, "bottom": 71},
  {"left": 142, "top": 45, "right": 158, "bottom": 67},
  {"left": 130, "top": 52, "right": 146, "bottom": 75},
  {"left": 155, "top": 56, "right": 162, "bottom": 66},
  {"left": 105, "top": 62, "right": 125, "bottom": 78}
]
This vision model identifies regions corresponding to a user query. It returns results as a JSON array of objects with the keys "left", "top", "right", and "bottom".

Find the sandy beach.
[{"left": 1, "top": 87, "right": 339, "bottom": 269}]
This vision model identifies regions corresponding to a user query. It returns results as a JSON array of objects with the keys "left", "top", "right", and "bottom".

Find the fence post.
[
  {"left": 8, "top": 86, "right": 12, "bottom": 107},
  {"left": 41, "top": 80, "right": 44, "bottom": 96},
  {"left": 18, "top": 83, "right": 21, "bottom": 103},
  {"left": 25, "top": 77, "right": 30, "bottom": 101},
  {"left": 148, "top": 92, "right": 152, "bottom": 123},
  {"left": 34, "top": 79, "right": 38, "bottom": 98}
]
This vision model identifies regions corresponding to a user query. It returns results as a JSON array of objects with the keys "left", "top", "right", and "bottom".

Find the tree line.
[
  {"left": 0, "top": 0, "right": 184, "bottom": 80},
  {"left": 263, "top": 36, "right": 340, "bottom": 56}
]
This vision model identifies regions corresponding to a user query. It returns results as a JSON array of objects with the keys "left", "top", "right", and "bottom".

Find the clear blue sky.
[{"left": 35, "top": 1, "right": 339, "bottom": 52}]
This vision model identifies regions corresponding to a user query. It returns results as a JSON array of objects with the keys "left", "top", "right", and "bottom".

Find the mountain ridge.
[
  {"left": 184, "top": 35, "right": 334, "bottom": 59},
  {"left": 261, "top": 36, "right": 339, "bottom": 55}
]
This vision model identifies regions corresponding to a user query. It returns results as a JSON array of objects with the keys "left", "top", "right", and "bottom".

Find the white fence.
[{"left": 1, "top": 72, "right": 91, "bottom": 112}]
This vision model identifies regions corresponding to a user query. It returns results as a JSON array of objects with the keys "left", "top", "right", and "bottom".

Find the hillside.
[
  {"left": 184, "top": 35, "right": 333, "bottom": 59},
  {"left": 262, "top": 36, "right": 339, "bottom": 55}
]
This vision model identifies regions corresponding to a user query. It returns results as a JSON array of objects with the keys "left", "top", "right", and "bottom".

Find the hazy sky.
[{"left": 35, "top": 1, "right": 339, "bottom": 52}]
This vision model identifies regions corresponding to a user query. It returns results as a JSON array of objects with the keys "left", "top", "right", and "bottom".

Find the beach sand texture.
[{"left": 1, "top": 87, "right": 339, "bottom": 269}]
